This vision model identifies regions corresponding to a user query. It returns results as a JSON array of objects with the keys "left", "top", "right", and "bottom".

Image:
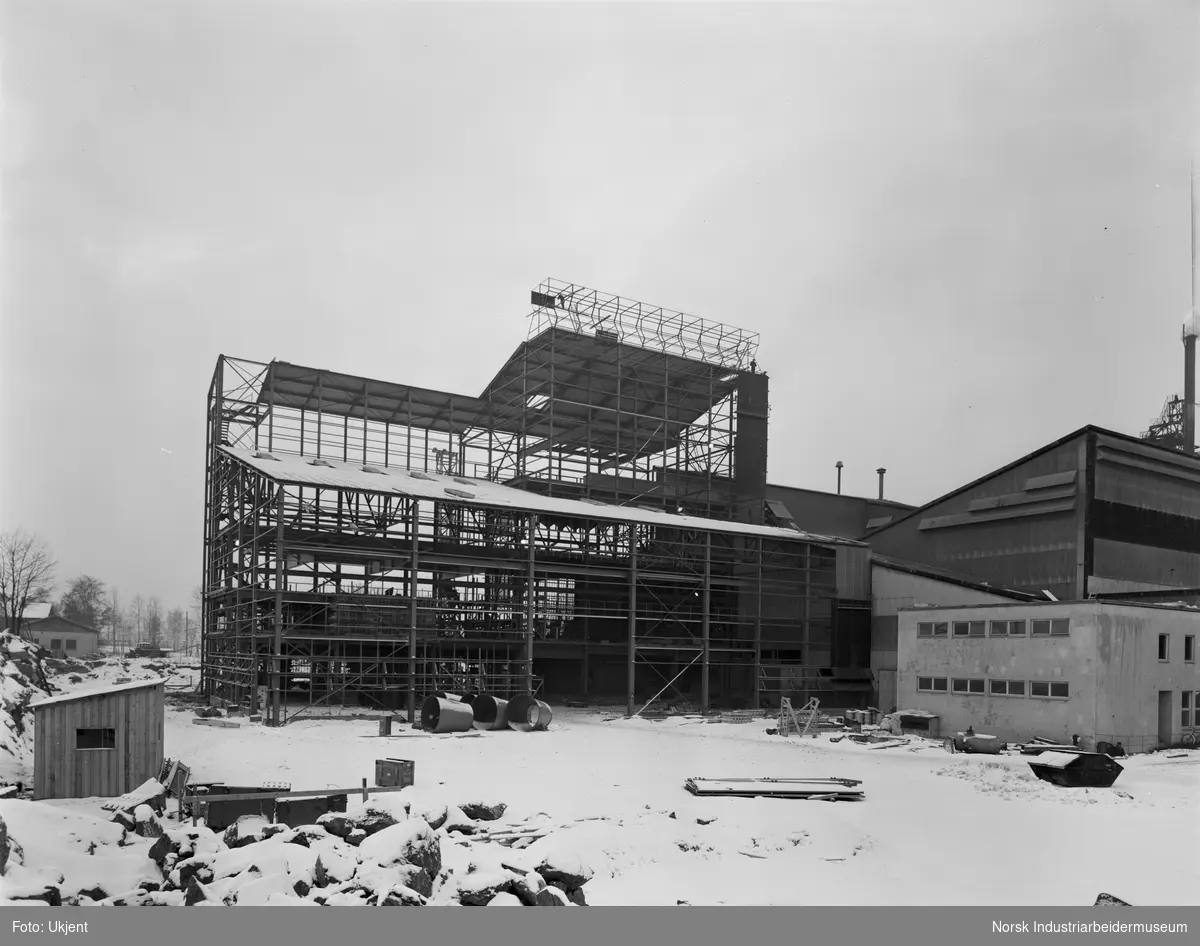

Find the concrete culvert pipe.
[
  {"left": 505, "top": 695, "right": 553, "bottom": 732},
  {"left": 472, "top": 694, "right": 510, "bottom": 731},
  {"left": 421, "top": 696, "right": 475, "bottom": 733}
]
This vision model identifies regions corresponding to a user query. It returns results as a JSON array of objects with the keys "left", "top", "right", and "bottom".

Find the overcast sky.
[{"left": 1, "top": 0, "right": 1196, "bottom": 613}]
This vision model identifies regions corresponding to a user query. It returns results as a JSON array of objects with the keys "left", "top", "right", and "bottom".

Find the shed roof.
[
  {"left": 32, "top": 677, "right": 164, "bottom": 709},
  {"left": 222, "top": 445, "right": 865, "bottom": 547}
]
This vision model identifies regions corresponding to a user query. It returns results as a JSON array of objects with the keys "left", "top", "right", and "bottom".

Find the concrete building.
[
  {"left": 896, "top": 600, "right": 1200, "bottom": 752},
  {"left": 23, "top": 616, "right": 102, "bottom": 657},
  {"left": 870, "top": 555, "right": 1040, "bottom": 713},
  {"left": 32, "top": 679, "right": 166, "bottom": 800}
]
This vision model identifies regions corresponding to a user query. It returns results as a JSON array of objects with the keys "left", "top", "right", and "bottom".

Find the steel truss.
[{"left": 202, "top": 284, "right": 840, "bottom": 723}]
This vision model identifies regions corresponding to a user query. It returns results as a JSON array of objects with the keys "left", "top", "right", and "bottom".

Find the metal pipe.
[
  {"left": 408, "top": 500, "right": 419, "bottom": 725},
  {"left": 836, "top": 461, "right": 843, "bottom": 495},
  {"left": 701, "top": 532, "right": 711, "bottom": 712},
  {"left": 627, "top": 525, "right": 638, "bottom": 717},
  {"left": 876, "top": 467, "right": 887, "bottom": 501},
  {"left": 271, "top": 485, "right": 285, "bottom": 727}
]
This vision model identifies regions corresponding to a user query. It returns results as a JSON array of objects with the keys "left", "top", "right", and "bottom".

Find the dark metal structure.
[{"left": 202, "top": 281, "right": 864, "bottom": 724}]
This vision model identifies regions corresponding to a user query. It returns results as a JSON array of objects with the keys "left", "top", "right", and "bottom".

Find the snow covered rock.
[
  {"left": 147, "top": 833, "right": 177, "bottom": 865},
  {"left": 1095, "top": 892, "right": 1132, "bottom": 906},
  {"left": 537, "top": 885, "right": 570, "bottom": 906},
  {"left": 487, "top": 892, "right": 523, "bottom": 905},
  {"left": 184, "top": 877, "right": 214, "bottom": 905},
  {"left": 378, "top": 883, "right": 428, "bottom": 906},
  {"left": 442, "top": 805, "right": 480, "bottom": 835},
  {"left": 455, "top": 870, "right": 517, "bottom": 906},
  {"left": 346, "top": 828, "right": 367, "bottom": 847},
  {"left": 420, "top": 804, "right": 449, "bottom": 831},
  {"left": 0, "top": 813, "right": 8, "bottom": 875},
  {"left": 222, "top": 815, "right": 272, "bottom": 849},
  {"left": 459, "top": 801, "right": 507, "bottom": 822},
  {"left": 315, "top": 813, "right": 351, "bottom": 839},
  {"left": 534, "top": 849, "right": 593, "bottom": 889},
  {"left": 358, "top": 819, "right": 441, "bottom": 878},
  {"left": 133, "top": 805, "right": 164, "bottom": 839}
]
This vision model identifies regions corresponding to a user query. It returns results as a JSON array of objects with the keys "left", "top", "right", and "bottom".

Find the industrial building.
[
  {"left": 201, "top": 280, "right": 874, "bottom": 725},
  {"left": 895, "top": 600, "right": 1200, "bottom": 752},
  {"left": 32, "top": 679, "right": 166, "bottom": 800}
]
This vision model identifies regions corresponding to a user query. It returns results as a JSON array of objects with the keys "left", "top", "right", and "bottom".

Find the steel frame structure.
[{"left": 201, "top": 281, "right": 846, "bottom": 723}]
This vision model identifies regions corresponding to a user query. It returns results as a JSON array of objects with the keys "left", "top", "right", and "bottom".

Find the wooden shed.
[{"left": 32, "top": 679, "right": 165, "bottom": 800}]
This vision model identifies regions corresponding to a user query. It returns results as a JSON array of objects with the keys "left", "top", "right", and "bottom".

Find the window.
[
  {"left": 918, "top": 622, "right": 948, "bottom": 638},
  {"left": 1008, "top": 680, "right": 1026, "bottom": 696},
  {"left": 76, "top": 728, "right": 116, "bottom": 750},
  {"left": 1049, "top": 619, "right": 1069, "bottom": 636},
  {"left": 989, "top": 679, "right": 1007, "bottom": 696},
  {"left": 933, "top": 677, "right": 948, "bottom": 692},
  {"left": 1008, "top": 620, "right": 1026, "bottom": 637},
  {"left": 989, "top": 679, "right": 1024, "bottom": 696},
  {"left": 952, "top": 621, "right": 985, "bottom": 637},
  {"left": 1031, "top": 620, "right": 1050, "bottom": 637},
  {"left": 989, "top": 621, "right": 1007, "bottom": 637},
  {"left": 1030, "top": 681, "right": 1069, "bottom": 699},
  {"left": 968, "top": 678, "right": 985, "bottom": 694},
  {"left": 953, "top": 622, "right": 969, "bottom": 637},
  {"left": 1158, "top": 634, "right": 1169, "bottom": 661},
  {"left": 917, "top": 676, "right": 948, "bottom": 693},
  {"left": 1183, "top": 692, "right": 1192, "bottom": 730},
  {"left": 952, "top": 678, "right": 983, "bottom": 694},
  {"left": 65, "top": 639, "right": 77, "bottom": 651},
  {"left": 1185, "top": 636, "right": 1195, "bottom": 663}
]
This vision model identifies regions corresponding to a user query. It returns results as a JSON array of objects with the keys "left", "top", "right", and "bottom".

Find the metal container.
[
  {"left": 375, "top": 758, "right": 415, "bottom": 788},
  {"left": 276, "top": 793, "right": 347, "bottom": 827},
  {"left": 421, "top": 696, "right": 475, "bottom": 733},
  {"left": 471, "top": 695, "right": 510, "bottom": 731}
]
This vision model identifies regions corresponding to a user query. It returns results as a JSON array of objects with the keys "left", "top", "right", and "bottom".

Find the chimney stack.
[
  {"left": 836, "top": 461, "right": 843, "bottom": 495},
  {"left": 1188, "top": 164, "right": 1200, "bottom": 454},
  {"left": 877, "top": 467, "right": 887, "bottom": 501}
]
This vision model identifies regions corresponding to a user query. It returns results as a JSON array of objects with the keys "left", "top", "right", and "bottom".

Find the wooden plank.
[{"left": 185, "top": 783, "right": 412, "bottom": 805}]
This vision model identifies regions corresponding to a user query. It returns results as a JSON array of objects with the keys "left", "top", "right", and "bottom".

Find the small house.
[
  {"left": 32, "top": 679, "right": 165, "bottom": 800},
  {"left": 24, "top": 615, "right": 102, "bottom": 658}
]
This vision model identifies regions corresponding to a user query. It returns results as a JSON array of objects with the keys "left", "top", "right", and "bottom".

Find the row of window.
[
  {"left": 48, "top": 638, "right": 79, "bottom": 651},
  {"left": 916, "top": 675, "right": 1070, "bottom": 699},
  {"left": 1159, "top": 634, "right": 1197, "bottom": 663},
  {"left": 917, "top": 619, "right": 1069, "bottom": 639}
]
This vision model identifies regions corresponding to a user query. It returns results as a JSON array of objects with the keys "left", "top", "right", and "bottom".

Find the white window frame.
[
  {"left": 1031, "top": 619, "right": 1051, "bottom": 637},
  {"left": 989, "top": 621, "right": 1007, "bottom": 637},
  {"left": 1030, "top": 680, "right": 1069, "bottom": 700},
  {"left": 917, "top": 676, "right": 948, "bottom": 693},
  {"left": 988, "top": 679, "right": 1025, "bottom": 697},
  {"left": 1008, "top": 619, "right": 1026, "bottom": 637},
  {"left": 1049, "top": 618, "right": 1069, "bottom": 636}
]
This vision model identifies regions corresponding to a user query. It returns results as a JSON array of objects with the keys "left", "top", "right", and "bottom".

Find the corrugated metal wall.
[
  {"left": 1090, "top": 433, "right": 1200, "bottom": 592},
  {"left": 33, "top": 683, "right": 165, "bottom": 800},
  {"left": 867, "top": 435, "right": 1087, "bottom": 600}
]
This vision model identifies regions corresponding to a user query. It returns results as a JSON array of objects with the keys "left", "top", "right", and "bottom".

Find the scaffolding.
[{"left": 201, "top": 281, "right": 853, "bottom": 724}]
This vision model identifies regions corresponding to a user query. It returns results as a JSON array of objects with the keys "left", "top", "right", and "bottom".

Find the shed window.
[
  {"left": 917, "top": 677, "right": 947, "bottom": 693},
  {"left": 989, "top": 621, "right": 1007, "bottom": 637},
  {"left": 65, "top": 639, "right": 77, "bottom": 650},
  {"left": 1007, "top": 620, "right": 1026, "bottom": 637},
  {"left": 1031, "top": 620, "right": 1050, "bottom": 637},
  {"left": 76, "top": 728, "right": 116, "bottom": 750},
  {"left": 989, "top": 679, "right": 1024, "bottom": 697},
  {"left": 953, "top": 622, "right": 969, "bottom": 637},
  {"left": 50, "top": 638, "right": 62, "bottom": 650},
  {"left": 952, "top": 678, "right": 986, "bottom": 695},
  {"left": 1050, "top": 619, "right": 1069, "bottom": 636},
  {"left": 918, "top": 623, "right": 948, "bottom": 638}
]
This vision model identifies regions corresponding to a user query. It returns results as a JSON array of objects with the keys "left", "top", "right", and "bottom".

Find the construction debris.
[{"left": 684, "top": 777, "right": 864, "bottom": 801}]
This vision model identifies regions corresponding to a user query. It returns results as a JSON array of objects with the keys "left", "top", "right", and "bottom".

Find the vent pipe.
[
  {"left": 836, "top": 461, "right": 843, "bottom": 495},
  {"left": 876, "top": 467, "right": 887, "bottom": 501}
]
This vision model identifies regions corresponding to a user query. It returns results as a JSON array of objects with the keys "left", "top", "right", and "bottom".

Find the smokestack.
[
  {"left": 1187, "top": 163, "right": 1199, "bottom": 454},
  {"left": 836, "top": 461, "right": 843, "bottom": 495},
  {"left": 876, "top": 467, "right": 887, "bottom": 501}
]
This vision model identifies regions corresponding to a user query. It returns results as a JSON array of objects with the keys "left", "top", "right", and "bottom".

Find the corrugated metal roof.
[
  {"left": 222, "top": 446, "right": 864, "bottom": 547},
  {"left": 32, "top": 678, "right": 164, "bottom": 708}
]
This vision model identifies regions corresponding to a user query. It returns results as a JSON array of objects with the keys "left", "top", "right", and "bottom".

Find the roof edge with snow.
[{"left": 32, "top": 677, "right": 165, "bottom": 709}]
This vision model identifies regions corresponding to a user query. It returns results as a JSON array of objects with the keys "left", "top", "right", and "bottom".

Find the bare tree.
[
  {"left": 131, "top": 594, "right": 145, "bottom": 643},
  {"left": 166, "top": 607, "right": 185, "bottom": 652},
  {"left": 104, "top": 587, "right": 123, "bottom": 651},
  {"left": 146, "top": 596, "right": 163, "bottom": 648},
  {"left": 0, "top": 529, "right": 57, "bottom": 638}
]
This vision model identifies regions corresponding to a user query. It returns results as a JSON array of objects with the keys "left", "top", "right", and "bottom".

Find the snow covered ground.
[{"left": 2, "top": 652, "right": 1198, "bottom": 906}]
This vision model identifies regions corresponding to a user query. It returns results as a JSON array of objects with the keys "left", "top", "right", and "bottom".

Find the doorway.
[{"left": 1158, "top": 691, "right": 1173, "bottom": 749}]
